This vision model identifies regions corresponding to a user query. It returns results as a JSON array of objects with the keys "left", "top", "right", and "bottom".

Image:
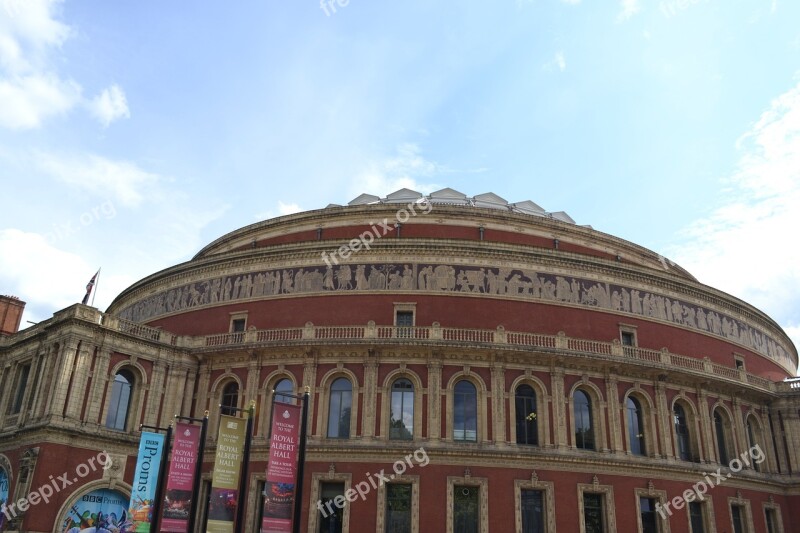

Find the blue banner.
[{"left": 128, "top": 431, "right": 165, "bottom": 532}]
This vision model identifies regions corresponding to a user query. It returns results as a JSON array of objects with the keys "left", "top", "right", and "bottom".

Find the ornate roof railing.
[
  {"left": 99, "top": 315, "right": 791, "bottom": 394},
  {"left": 2, "top": 304, "right": 792, "bottom": 395}
]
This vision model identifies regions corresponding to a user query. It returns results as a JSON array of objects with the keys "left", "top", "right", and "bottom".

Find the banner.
[
  {"left": 161, "top": 422, "right": 201, "bottom": 533},
  {"left": 128, "top": 431, "right": 165, "bottom": 532},
  {"left": 0, "top": 468, "right": 8, "bottom": 531},
  {"left": 262, "top": 403, "right": 302, "bottom": 533},
  {"left": 60, "top": 488, "right": 129, "bottom": 532},
  {"left": 207, "top": 415, "right": 247, "bottom": 533}
]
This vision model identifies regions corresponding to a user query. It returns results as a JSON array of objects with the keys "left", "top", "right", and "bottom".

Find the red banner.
[
  {"left": 262, "top": 403, "right": 302, "bottom": 533},
  {"left": 161, "top": 422, "right": 201, "bottom": 533}
]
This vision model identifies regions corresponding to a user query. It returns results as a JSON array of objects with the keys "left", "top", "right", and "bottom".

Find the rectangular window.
[
  {"left": 453, "top": 485, "right": 479, "bottom": 533},
  {"left": 731, "top": 505, "right": 744, "bottom": 533},
  {"left": 395, "top": 311, "right": 413, "bottom": 327},
  {"left": 765, "top": 508, "right": 777, "bottom": 533},
  {"left": 385, "top": 483, "right": 412, "bottom": 533},
  {"left": 583, "top": 493, "right": 604, "bottom": 533},
  {"left": 11, "top": 363, "right": 31, "bottom": 414},
  {"left": 231, "top": 318, "right": 246, "bottom": 332},
  {"left": 521, "top": 489, "right": 544, "bottom": 533},
  {"left": 639, "top": 497, "right": 658, "bottom": 533},
  {"left": 396, "top": 310, "right": 413, "bottom": 338},
  {"left": 689, "top": 502, "right": 705, "bottom": 533},
  {"left": 621, "top": 331, "right": 635, "bottom": 346},
  {"left": 319, "top": 482, "right": 345, "bottom": 533}
]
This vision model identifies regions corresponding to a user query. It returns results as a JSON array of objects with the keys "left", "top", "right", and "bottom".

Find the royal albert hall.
[{"left": 1, "top": 187, "right": 799, "bottom": 533}]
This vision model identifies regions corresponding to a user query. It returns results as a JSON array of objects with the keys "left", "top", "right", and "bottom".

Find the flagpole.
[{"left": 91, "top": 268, "right": 101, "bottom": 307}]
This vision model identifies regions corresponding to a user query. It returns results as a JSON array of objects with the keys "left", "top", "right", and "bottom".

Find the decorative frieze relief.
[{"left": 117, "top": 262, "right": 791, "bottom": 368}]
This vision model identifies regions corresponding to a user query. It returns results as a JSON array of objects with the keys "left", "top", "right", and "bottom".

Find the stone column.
[
  {"left": 777, "top": 407, "right": 800, "bottom": 472},
  {"left": 427, "top": 358, "right": 442, "bottom": 441},
  {"left": 760, "top": 410, "right": 778, "bottom": 473},
  {"left": 732, "top": 398, "right": 748, "bottom": 457},
  {"left": 145, "top": 360, "right": 167, "bottom": 427},
  {"left": 302, "top": 353, "right": 318, "bottom": 437},
  {"left": 605, "top": 376, "right": 622, "bottom": 453},
  {"left": 85, "top": 348, "right": 112, "bottom": 425},
  {"left": 697, "top": 389, "right": 714, "bottom": 463},
  {"left": 64, "top": 342, "right": 92, "bottom": 420},
  {"left": 181, "top": 366, "right": 197, "bottom": 418},
  {"left": 490, "top": 362, "right": 506, "bottom": 445},
  {"left": 245, "top": 355, "right": 260, "bottom": 405},
  {"left": 194, "top": 364, "right": 212, "bottom": 419},
  {"left": 551, "top": 368, "right": 567, "bottom": 448},
  {"left": 654, "top": 381, "right": 673, "bottom": 459},
  {"left": 362, "top": 359, "right": 378, "bottom": 439},
  {"left": 47, "top": 339, "right": 81, "bottom": 419}
]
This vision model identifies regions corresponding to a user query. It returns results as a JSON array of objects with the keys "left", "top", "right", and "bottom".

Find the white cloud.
[
  {"left": 349, "top": 143, "right": 444, "bottom": 199},
  {"left": 542, "top": 52, "right": 566, "bottom": 72},
  {"left": 254, "top": 201, "right": 304, "bottom": 221},
  {"left": 667, "top": 77, "right": 800, "bottom": 357},
  {"left": 0, "top": 0, "right": 128, "bottom": 129},
  {"left": 278, "top": 201, "right": 302, "bottom": 215},
  {"left": 88, "top": 84, "right": 130, "bottom": 127},
  {"left": 34, "top": 151, "right": 160, "bottom": 207},
  {"left": 617, "top": 0, "right": 641, "bottom": 22},
  {"left": 0, "top": 228, "right": 94, "bottom": 314},
  {"left": 0, "top": 73, "right": 80, "bottom": 128}
]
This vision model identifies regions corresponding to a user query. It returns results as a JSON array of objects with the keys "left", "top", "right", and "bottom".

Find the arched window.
[
  {"left": 627, "top": 396, "right": 646, "bottom": 456},
  {"left": 746, "top": 417, "right": 761, "bottom": 472},
  {"left": 674, "top": 403, "right": 691, "bottom": 461},
  {"left": 453, "top": 380, "right": 477, "bottom": 442},
  {"left": 515, "top": 384, "right": 538, "bottom": 445},
  {"left": 105, "top": 369, "right": 134, "bottom": 431},
  {"left": 327, "top": 378, "right": 352, "bottom": 438},
  {"left": 274, "top": 378, "right": 294, "bottom": 404},
  {"left": 221, "top": 382, "right": 239, "bottom": 416},
  {"left": 714, "top": 409, "right": 730, "bottom": 464},
  {"left": 390, "top": 378, "right": 414, "bottom": 440},
  {"left": 573, "top": 389, "right": 594, "bottom": 450}
]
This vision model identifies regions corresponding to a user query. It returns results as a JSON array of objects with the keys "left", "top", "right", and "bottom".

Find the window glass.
[
  {"left": 275, "top": 378, "right": 294, "bottom": 404},
  {"left": 105, "top": 369, "right": 134, "bottom": 430},
  {"left": 627, "top": 397, "right": 645, "bottom": 456},
  {"left": 327, "top": 378, "right": 352, "bottom": 438},
  {"left": 386, "top": 483, "right": 412, "bottom": 533},
  {"left": 674, "top": 403, "right": 691, "bottom": 461},
  {"left": 453, "top": 381, "right": 477, "bottom": 442},
  {"left": 11, "top": 364, "right": 31, "bottom": 414},
  {"left": 583, "top": 493, "right": 604, "bottom": 533},
  {"left": 714, "top": 410, "right": 729, "bottom": 464},
  {"left": 453, "top": 486, "right": 479, "bottom": 533},
  {"left": 390, "top": 379, "right": 414, "bottom": 440},
  {"left": 521, "top": 489, "right": 544, "bottom": 533},
  {"left": 319, "top": 482, "right": 345, "bottom": 533},
  {"left": 640, "top": 497, "right": 658, "bottom": 533},
  {"left": 689, "top": 502, "right": 705, "bottom": 533},
  {"left": 515, "top": 385, "right": 538, "bottom": 446},
  {"left": 574, "top": 390, "right": 594, "bottom": 450},
  {"left": 221, "top": 382, "right": 239, "bottom": 416}
]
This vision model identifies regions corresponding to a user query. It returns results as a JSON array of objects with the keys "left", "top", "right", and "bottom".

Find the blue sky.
[{"left": 0, "top": 0, "right": 798, "bottom": 361}]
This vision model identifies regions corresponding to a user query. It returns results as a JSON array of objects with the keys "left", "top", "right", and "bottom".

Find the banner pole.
[
  {"left": 187, "top": 411, "right": 209, "bottom": 533},
  {"left": 150, "top": 423, "right": 172, "bottom": 532},
  {"left": 291, "top": 388, "right": 310, "bottom": 533},
  {"left": 259, "top": 390, "right": 278, "bottom": 533},
  {"left": 235, "top": 401, "right": 256, "bottom": 533}
]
